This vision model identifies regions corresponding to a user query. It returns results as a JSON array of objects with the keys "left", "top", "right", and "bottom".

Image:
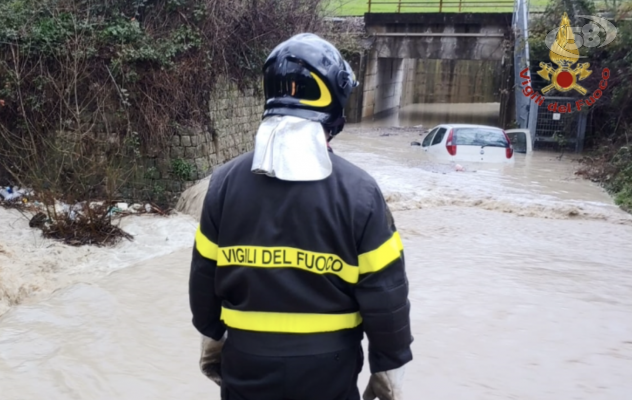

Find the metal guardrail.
[{"left": 367, "top": 0, "right": 516, "bottom": 13}]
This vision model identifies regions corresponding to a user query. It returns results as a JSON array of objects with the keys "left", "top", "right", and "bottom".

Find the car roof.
[{"left": 436, "top": 123, "right": 504, "bottom": 130}]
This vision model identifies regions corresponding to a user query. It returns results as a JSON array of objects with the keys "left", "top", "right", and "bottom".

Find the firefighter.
[{"left": 189, "top": 33, "right": 413, "bottom": 400}]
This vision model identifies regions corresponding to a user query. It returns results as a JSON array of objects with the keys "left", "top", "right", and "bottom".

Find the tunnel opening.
[
  {"left": 353, "top": 12, "right": 514, "bottom": 130},
  {"left": 360, "top": 57, "right": 502, "bottom": 128}
]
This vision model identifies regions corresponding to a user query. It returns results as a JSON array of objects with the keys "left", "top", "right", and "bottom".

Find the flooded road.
[
  {"left": 336, "top": 125, "right": 629, "bottom": 223},
  {"left": 364, "top": 103, "right": 500, "bottom": 128},
  {"left": 1, "top": 114, "right": 632, "bottom": 399}
]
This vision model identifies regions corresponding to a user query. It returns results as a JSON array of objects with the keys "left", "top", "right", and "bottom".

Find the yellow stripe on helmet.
[{"left": 299, "top": 72, "right": 332, "bottom": 108}]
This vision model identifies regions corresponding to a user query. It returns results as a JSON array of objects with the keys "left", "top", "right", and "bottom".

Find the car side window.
[
  {"left": 431, "top": 128, "right": 447, "bottom": 146},
  {"left": 507, "top": 131, "right": 527, "bottom": 153},
  {"left": 422, "top": 128, "right": 438, "bottom": 147}
]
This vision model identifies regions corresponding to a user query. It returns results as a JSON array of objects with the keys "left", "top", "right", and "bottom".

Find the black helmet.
[{"left": 262, "top": 33, "right": 359, "bottom": 137}]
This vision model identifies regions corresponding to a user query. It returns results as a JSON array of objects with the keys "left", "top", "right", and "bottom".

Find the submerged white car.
[{"left": 420, "top": 124, "right": 515, "bottom": 164}]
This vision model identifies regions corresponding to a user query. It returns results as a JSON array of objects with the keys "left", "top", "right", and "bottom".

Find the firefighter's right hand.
[
  {"left": 199, "top": 333, "right": 226, "bottom": 386},
  {"left": 362, "top": 366, "right": 406, "bottom": 400}
]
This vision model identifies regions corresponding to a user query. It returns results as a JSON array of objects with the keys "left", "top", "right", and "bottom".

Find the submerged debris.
[
  {"left": 40, "top": 208, "right": 134, "bottom": 247},
  {"left": 1, "top": 186, "right": 170, "bottom": 247},
  {"left": 0, "top": 187, "right": 30, "bottom": 203},
  {"left": 29, "top": 212, "right": 47, "bottom": 228}
]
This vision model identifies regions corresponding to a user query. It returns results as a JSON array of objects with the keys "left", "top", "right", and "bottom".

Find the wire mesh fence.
[{"left": 533, "top": 96, "right": 587, "bottom": 152}]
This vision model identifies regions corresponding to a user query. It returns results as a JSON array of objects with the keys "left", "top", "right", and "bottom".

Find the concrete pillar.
[
  {"left": 361, "top": 54, "right": 379, "bottom": 119},
  {"left": 344, "top": 52, "right": 368, "bottom": 124},
  {"left": 374, "top": 57, "right": 405, "bottom": 117}
]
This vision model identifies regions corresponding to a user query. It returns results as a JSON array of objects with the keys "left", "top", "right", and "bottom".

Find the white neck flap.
[{"left": 251, "top": 116, "right": 332, "bottom": 181}]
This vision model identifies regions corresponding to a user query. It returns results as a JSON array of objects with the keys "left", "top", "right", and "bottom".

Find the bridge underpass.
[{"left": 346, "top": 12, "right": 515, "bottom": 128}]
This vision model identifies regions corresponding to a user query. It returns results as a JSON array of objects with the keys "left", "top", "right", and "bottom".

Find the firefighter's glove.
[
  {"left": 362, "top": 366, "right": 406, "bottom": 400},
  {"left": 199, "top": 333, "right": 226, "bottom": 386}
]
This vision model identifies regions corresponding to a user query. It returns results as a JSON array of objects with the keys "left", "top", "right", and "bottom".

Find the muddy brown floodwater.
[{"left": 1, "top": 118, "right": 631, "bottom": 399}]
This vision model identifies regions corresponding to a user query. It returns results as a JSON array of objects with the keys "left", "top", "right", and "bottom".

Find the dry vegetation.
[{"left": 0, "top": 0, "right": 329, "bottom": 244}]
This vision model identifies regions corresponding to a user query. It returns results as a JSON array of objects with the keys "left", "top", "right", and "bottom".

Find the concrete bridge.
[{"left": 346, "top": 12, "right": 515, "bottom": 127}]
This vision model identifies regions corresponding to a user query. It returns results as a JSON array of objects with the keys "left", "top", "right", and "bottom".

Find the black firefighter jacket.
[{"left": 189, "top": 149, "right": 413, "bottom": 373}]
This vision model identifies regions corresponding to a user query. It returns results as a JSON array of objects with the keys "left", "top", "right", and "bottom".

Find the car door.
[
  {"left": 505, "top": 129, "right": 532, "bottom": 154},
  {"left": 427, "top": 127, "right": 448, "bottom": 158},
  {"left": 421, "top": 128, "right": 438, "bottom": 153}
]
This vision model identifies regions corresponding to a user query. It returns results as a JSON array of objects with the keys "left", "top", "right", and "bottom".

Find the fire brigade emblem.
[{"left": 537, "top": 13, "right": 592, "bottom": 95}]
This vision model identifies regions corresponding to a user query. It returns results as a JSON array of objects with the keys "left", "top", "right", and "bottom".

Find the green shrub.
[{"left": 171, "top": 158, "right": 193, "bottom": 181}]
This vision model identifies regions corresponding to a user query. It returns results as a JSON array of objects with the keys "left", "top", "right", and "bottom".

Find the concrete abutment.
[{"left": 346, "top": 13, "right": 515, "bottom": 127}]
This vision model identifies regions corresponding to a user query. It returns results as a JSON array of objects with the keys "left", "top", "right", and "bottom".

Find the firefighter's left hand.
[
  {"left": 362, "top": 366, "right": 406, "bottom": 400},
  {"left": 199, "top": 333, "right": 226, "bottom": 386}
]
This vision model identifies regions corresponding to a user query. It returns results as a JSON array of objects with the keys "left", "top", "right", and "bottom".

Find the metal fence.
[
  {"left": 533, "top": 96, "right": 588, "bottom": 153},
  {"left": 367, "top": 0, "right": 515, "bottom": 13}
]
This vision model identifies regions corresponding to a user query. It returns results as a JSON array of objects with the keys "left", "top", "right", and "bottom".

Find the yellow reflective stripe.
[
  {"left": 358, "top": 231, "right": 403, "bottom": 275},
  {"left": 299, "top": 72, "right": 332, "bottom": 108},
  {"left": 195, "top": 225, "right": 218, "bottom": 261},
  {"left": 220, "top": 307, "right": 362, "bottom": 333},
  {"left": 217, "top": 245, "right": 359, "bottom": 284}
]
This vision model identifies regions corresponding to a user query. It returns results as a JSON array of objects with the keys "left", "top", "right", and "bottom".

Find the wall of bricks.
[{"left": 134, "top": 78, "right": 265, "bottom": 205}]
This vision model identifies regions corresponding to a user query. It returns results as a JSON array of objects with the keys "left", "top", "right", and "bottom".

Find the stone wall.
[{"left": 136, "top": 78, "right": 265, "bottom": 205}]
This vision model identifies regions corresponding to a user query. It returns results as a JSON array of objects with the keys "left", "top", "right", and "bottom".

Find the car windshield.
[
  {"left": 506, "top": 131, "right": 527, "bottom": 153},
  {"left": 454, "top": 128, "right": 508, "bottom": 148}
]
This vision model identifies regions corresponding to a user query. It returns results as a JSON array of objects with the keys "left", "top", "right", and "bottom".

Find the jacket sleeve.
[
  {"left": 354, "top": 185, "right": 413, "bottom": 374},
  {"left": 189, "top": 175, "right": 226, "bottom": 341}
]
